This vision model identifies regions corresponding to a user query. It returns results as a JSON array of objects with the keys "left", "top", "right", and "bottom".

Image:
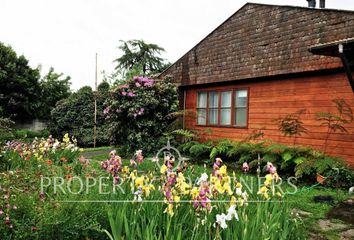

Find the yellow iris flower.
[
  {"left": 135, "top": 176, "right": 144, "bottom": 187},
  {"left": 160, "top": 164, "right": 168, "bottom": 174}
]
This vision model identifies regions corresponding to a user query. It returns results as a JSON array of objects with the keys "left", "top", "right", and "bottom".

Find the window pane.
[
  {"left": 235, "top": 90, "right": 248, "bottom": 108},
  {"left": 197, "top": 109, "right": 206, "bottom": 125},
  {"left": 208, "top": 109, "right": 218, "bottom": 125},
  {"left": 209, "top": 92, "right": 219, "bottom": 108},
  {"left": 235, "top": 108, "right": 247, "bottom": 127},
  {"left": 220, "top": 109, "right": 231, "bottom": 125},
  {"left": 197, "top": 92, "right": 207, "bottom": 108},
  {"left": 221, "top": 91, "right": 231, "bottom": 108}
]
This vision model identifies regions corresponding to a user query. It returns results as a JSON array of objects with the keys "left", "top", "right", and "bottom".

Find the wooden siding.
[{"left": 184, "top": 72, "right": 354, "bottom": 167}]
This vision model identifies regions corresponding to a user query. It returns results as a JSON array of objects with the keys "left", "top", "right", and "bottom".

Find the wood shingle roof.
[{"left": 160, "top": 3, "right": 354, "bottom": 86}]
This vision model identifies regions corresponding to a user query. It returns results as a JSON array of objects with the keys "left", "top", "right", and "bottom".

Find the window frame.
[
  {"left": 207, "top": 91, "right": 219, "bottom": 126},
  {"left": 196, "top": 92, "right": 207, "bottom": 125},
  {"left": 234, "top": 89, "right": 249, "bottom": 128},
  {"left": 220, "top": 90, "right": 232, "bottom": 126},
  {"left": 195, "top": 88, "right": 249, "bottom": 128}
]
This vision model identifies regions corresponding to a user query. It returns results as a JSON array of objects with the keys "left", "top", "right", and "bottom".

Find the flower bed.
[{"left": 0, "top": 136, "right": 306, "bottom": 239}]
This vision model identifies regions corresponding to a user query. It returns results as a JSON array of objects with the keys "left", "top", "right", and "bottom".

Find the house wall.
[{"left": 184, "top": 72, "right": 354, "bottom": 167}]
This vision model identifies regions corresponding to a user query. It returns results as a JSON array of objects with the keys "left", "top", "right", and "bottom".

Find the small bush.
[{"left": 0, "top": 129, "right": 50, "bottom": 143}]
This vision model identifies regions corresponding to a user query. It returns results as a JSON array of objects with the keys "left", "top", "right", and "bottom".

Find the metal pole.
[{"left": 94, "top": 53, "right": 98, "bottom": 148}]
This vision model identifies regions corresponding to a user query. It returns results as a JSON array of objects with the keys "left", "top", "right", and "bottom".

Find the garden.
[{"left": 1, "top": 40, "right": 354, "bottom": 240}]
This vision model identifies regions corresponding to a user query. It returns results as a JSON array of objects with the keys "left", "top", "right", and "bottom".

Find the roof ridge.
[{"left": 246, "top": 2, "right": 354, "bottom": 14}]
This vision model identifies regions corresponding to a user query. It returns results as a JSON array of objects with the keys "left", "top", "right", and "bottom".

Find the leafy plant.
[
  {"left": 274, "top": 109, "right": 308, "bottom": 145},
  {"left": 106, "top": 76, "right": 178, "bottom": 154},
  {"left": 316, "top": 98, "right": 353, "bottom": 153},
  {"left": 50, "top": 83, "right": 110, "bottom": 147},
  {"left": 172, "top": 129, "right": 197, "bottom": 143},
  {"left": 0, "top": 116, "right": 14, "bottom": 133},
  {"left": 189, "top": 141, "right": 213, "bottom": 159}
]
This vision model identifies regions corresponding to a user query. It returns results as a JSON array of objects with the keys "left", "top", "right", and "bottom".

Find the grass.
[{"left": 82, "top": 146, "right": 114, "bottom": 152}]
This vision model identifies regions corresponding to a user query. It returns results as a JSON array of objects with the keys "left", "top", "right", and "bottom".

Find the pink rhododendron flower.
[
  {"left": 103, "top": 106, "right": 110, "bottom": 115},
  {"left": 127, "top": 91, "right": 136, "bottom": 97}
]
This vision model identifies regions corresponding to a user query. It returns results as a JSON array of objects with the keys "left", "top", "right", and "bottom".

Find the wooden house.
[{"left": 159, "top": 2, "right": 354, "bottom": 166}]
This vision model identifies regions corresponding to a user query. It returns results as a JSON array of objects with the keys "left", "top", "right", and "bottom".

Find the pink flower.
[
  {"left": 121, "top": 91, "right": 127, "bottom": 96},
  {"left": 0, "top": 209, "right": 3, "bottom": 216},
  {"left": 12, "top": 205, "right": 17, "bottom": 210},
  {"left": 103, "top": 106, "right": 110, "bottom": 115},
  {"left": 137, "top": 108, "right": 144, "bottom": 115},
  {"left": 127, "top": 91, "right": 136, "bottom": 97}
]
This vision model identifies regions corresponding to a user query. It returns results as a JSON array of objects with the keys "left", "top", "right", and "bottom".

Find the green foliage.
[
  {"left": 274, "top": 109, "right": 307, "bottom": 143},
  {"left": 172, "top": 129, "right": 197, "bottom": 142},
  {"left": 0, "top": 129, "right": 50, "bottom": 143},
  {"left": 180, "top": 138, "right": 352, "bottom": 186},
  {"left": 316, "top": 98, "right": 354, "bottom": 152},
  {"left": 316, "top": 99, "right": 353, "bottom": 134},
  {"left": 50, "top": 83, "right": 110, "bottom": 147},
  {"left": 105, "top": 201, "right": 304, "bottom": 240},
  {"left": 189, "top": 141, "right": 213, "bottom": 158},
  {"left": 0, "top": 42, "right": 41, "bottom": 119},
  {"left": 36, "top": 67, "right": 71, "bottom": 119},
  {"left": 0, "top": 114, "right": 14, "bottom": 134},
  {"left": 106, "top": 76, "right": 178, "bottom": 154},
  {"left": 325, "top": 167, "right": 354, "bottom": 189},
  {"left": 114, "top": 39, "right": 169, "bottom": 77}
]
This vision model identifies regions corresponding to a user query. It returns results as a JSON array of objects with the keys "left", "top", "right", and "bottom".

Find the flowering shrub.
[{"left": 106, "top": 76, "right": 178, "bottom": 154}]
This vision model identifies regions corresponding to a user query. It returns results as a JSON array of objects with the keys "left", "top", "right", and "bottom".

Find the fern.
[
  {"left": 189, "top": 142, "right": 213, "bottom": 158},
  {"left": 209, "top": 140, "right": 234, "bottom": 160},
  {"left": 314, "top": 157, "right": 342, "bottom": 174},
  {"left": 179, "top": 141, "right": 198, "bottom": 154},
  {"left": 264, "top": 144, "right": 287, "bottom": 153},
  {"left": 172, "top": 129, "right": 197, "bottom": 142},
  {"left": 294, "top": 159, "right": 316, "bottom": 178}
]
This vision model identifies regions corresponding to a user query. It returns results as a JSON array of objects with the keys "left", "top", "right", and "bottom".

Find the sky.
[{"left": 1, "top": 0, "right": 354, "bottom": 90}]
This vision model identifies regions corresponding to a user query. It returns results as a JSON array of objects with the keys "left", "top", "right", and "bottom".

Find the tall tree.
[
  {"left": 0, "top": 42, "right": 40, "bottom": 119},
  {"left": 37, "top": 67, "right": 71, "bottom": 119},
  {"left": 114, "top": 39, "right": 169, "bottom": 76}
]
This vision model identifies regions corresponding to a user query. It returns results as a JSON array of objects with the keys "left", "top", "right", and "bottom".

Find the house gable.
[{"left": 160, "top": 3, "right": 354, "bottom": 86}]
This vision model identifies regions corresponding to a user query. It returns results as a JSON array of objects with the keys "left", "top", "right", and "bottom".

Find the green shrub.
[
  {"left": 325, "top": 167, "right": 354, "bottom": 189},
  {"left": 106, "top": 76, "right": 178, "bottom": 154},
  {"left": 50, "top": 83, "right": 110, "bottom": 147},
  {"left": 0, "top": 129, "right": 50, "bottom": 143}
]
